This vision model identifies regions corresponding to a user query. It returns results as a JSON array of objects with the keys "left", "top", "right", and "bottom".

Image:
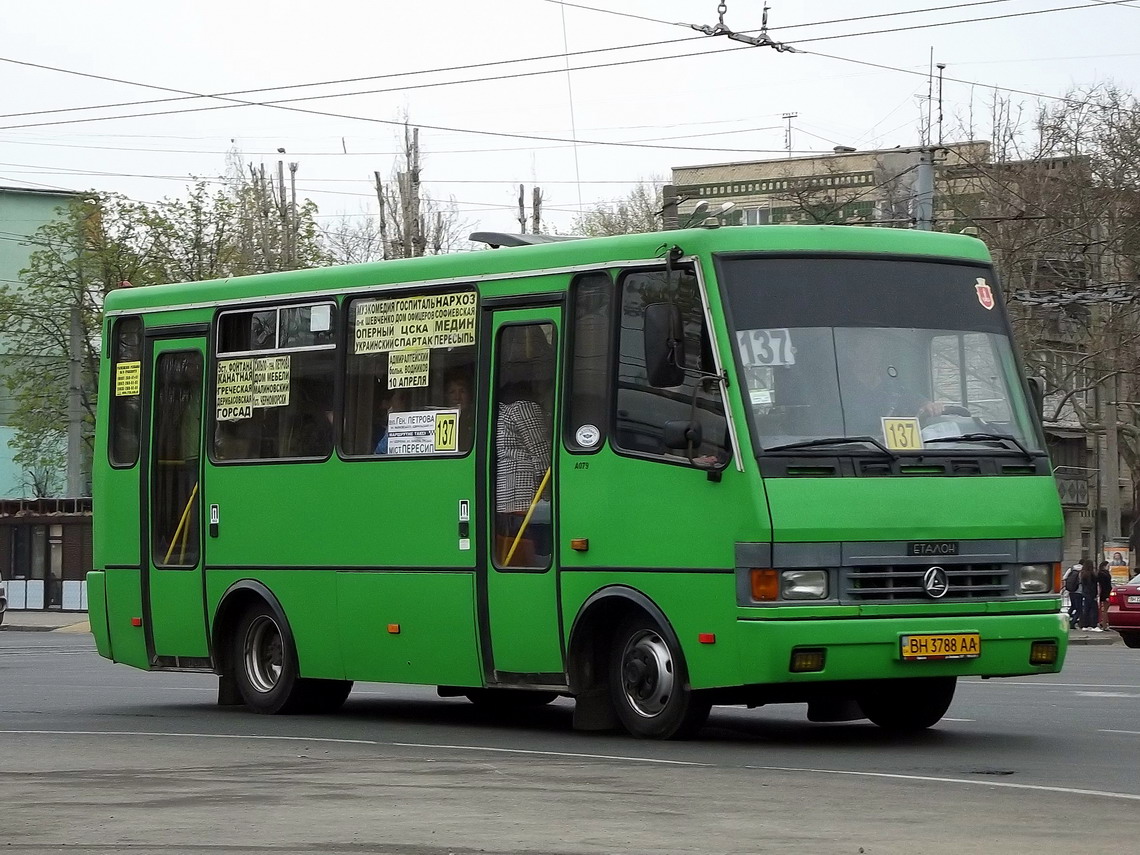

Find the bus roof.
[{"left": 104, "top": 225, "right": 992, "bottom": 314}]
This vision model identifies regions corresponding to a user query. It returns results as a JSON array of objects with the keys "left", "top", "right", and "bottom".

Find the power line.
[
  {"left": 1, "top": 1, "right": 1135, "bottom": 137},
  {"left": 0, "top": 1, "right": 1033, "bottom": 124},
  {"left": 787, "top": 1, "right": 1140, "bottom": 47}
]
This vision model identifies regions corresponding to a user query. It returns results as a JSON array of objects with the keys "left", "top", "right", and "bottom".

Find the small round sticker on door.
[{"left": 575, "top": 424, "right": 601, "bottom": 448}]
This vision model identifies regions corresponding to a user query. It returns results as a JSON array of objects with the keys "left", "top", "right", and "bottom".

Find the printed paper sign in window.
[
  {"left": 216, "top": 359, "right": 254, "bottom": 421},
  {"left": 354, "top": 292, "right": 477, "bottom": 354},
  {"left": 387, "top": 409, "right": 461, "bottom": 454},
  {"left": 388, "top": 349, "right": 430, "bottom": 389},
  {"left": 115, "top": 361, "right": 141, "bottom": 396}
]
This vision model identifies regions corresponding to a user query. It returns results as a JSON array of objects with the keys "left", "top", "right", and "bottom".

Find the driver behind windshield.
[{"left": 839, "top": 333, "right": 946, "bottom": 437}]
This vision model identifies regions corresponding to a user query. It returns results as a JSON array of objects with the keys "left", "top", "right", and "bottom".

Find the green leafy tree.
[
  {"left": 1, "top": 166, "right": 332, "bottom": 495},
  {"left": 0, "top": 193, "right": 153, "bottom": 494}
]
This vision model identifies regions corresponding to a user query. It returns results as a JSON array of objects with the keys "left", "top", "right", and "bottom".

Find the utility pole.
[
  {"left": 914, "top": 147, "right": 935, "bottom": 230},
  {"left": 288, "top": 161, "right": 299, "bottom": 267},
  {"left": 531, "top": 186, "right": 543, "bottom": 234},
  {"left": 66, "top": 304, "right": 83, "bottom": 497},
  {"left": 518, "top": 184, "right": 527, "bottom": 233},
  {"left": 276, "top": 160, "right": 288, "bottom": 268},
  {"left": 782, "top": 112, "right": 797, "bottom": 157},
  {"left": 67, "top": 205, "right": 92, "bottom": 497},
  {"left": 410, "top": 127, "right": 424, "bottom": 257},
  {"left": 255, "top": 164, "right": 271, "bottom": 266},
  {"left": 373, "top": 171, "right": 389, "bottom": 260}
]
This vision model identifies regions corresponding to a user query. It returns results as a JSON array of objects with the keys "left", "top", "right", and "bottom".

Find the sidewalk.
[
  {"left": 1067, "top": 626, "right": 1122, "bottom": 645},
  {"left": 1, "top": 610, "right": 90, "bottom": 633}
]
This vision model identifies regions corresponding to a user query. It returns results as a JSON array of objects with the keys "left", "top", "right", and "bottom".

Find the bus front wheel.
[
  {"left": 608, "top": 615, "right": 710, "bottom": 739},
  {"left": 857, "top": 677, "right": 956, "bottom": 732},
  {"left": 233, "top": 602, "right": 306, "bottom": 714}
]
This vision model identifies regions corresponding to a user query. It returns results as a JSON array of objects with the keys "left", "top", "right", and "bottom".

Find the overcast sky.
[{"left": 2, "top": 0, "right": 1139, "bottom": 236}]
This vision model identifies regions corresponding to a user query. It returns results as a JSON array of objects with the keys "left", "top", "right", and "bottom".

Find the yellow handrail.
[
  {"left": 162, "top": 482, "right": 199, "bottom": 565},
  {"left": 504, "top": 468, "right": 551, "bottom": 566}
]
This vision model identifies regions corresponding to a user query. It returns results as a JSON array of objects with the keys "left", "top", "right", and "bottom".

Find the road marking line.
[
  {"left": 392, "top": 742, "right": 711, "bottom": 766},
  {"left": 963, "top": 681, "right": 1140, "bottom": 689},
  {"left": 1099, "top": 729, "right": 1140, "bottom": 736},
  {"left": 744, "top": 765, "right": 1140, "bottom": 802},
  {"left": 942, "top": 717, "right": 975, "bottom": 722},
  {"left": 0, "top": 730, "right": 377, "bottom": 745},
  {"left": 1075, "top": 691, "right": 1140, "bottom": 698}
]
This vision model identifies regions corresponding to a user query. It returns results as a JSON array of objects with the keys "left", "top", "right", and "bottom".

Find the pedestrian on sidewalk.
[
  {"left": 1078, "top": 558, "right": 1100, "bottom": 630},
  {"left": 1097, "top": 560, "right": 1113, "bottom": 631},
  {"left": 1063, "top": 561, "right": 1082, "bottom": 629}
]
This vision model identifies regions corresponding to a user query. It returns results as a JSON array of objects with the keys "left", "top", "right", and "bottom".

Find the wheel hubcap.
[
  {"left": 620, "top": 629, "right": 674, "bottom": 717},
  {"left": 243, "top": 615, "right": 283, "bottom": 693}
]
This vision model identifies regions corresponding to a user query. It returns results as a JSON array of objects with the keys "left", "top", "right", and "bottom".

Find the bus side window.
[
  {"left": 565, "top": 272, "right": 612, "bottom": 453},
  {"left": 343, "top": 289, "right": 478, "bottom": 457},
  {"left": 108, "top": 316, "right": 142, "bottom": 467},
  {"left": 211, "top": 302, "right": 337, "bottom": 462},
  {"left": 613, "top": 267, "right": 729, "bottom": 465}
]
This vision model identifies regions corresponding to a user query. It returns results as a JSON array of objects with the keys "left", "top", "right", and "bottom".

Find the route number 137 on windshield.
[{"left": 737, "top": 328, "right": 795, "bottom": 366}]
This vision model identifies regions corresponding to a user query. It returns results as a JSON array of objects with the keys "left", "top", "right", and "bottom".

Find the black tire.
[
  {"left": 857, "top": 677, "right": 956, "bottom": 732},
  {"left": 464, "top": 688, "right": 559, "bottom": 709},
  {"left": 608, "top": 614, "right": 710, "bottom": 740},
  {"left": 232, "top": 602, "right": 307, "bottom": 714},
  {"left": 1120, "top": 632, "right": 1140, "bottom": 649}
]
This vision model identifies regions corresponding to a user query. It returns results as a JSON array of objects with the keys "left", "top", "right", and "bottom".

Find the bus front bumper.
[{"left": 730, "top": 611, "right": 1068, "bottom": 686}]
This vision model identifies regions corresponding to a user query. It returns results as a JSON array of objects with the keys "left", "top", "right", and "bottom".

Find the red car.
[{"left": 1107, "top": 573, "right": 1140, "bottom": 648}]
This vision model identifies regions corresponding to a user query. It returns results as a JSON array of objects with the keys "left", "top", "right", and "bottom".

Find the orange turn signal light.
[
  {"left": 1052, "top": 563, "right": 1062, "bottom": 593},
  {"left": 750, "top": 568, "right": 779, "bottom": 601},
  {"left": 570, "top": 538, "right": 589, "bottom": 551},
  {"left": 387, "top": 624, "right": 400, "bottom": 634}
]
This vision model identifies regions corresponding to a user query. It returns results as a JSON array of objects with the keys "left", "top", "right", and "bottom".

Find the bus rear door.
[
  {"left": 142, "top": 333, "right": 210, "bottom": 665},
  {"left": 481, "top": 306, "right": 564, "bottom": 679}
]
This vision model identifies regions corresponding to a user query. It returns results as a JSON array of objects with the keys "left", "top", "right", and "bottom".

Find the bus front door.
[
  {"left": 483, "top": 308, "right": 564, "bottom": 679},
  {"left": 142, "top": 336, "right": 209, "bottom": 665}
]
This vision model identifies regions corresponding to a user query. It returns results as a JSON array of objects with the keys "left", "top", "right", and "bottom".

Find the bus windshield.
[{"left": 719, "top": 255, "right": 1043, "bottom": 454}]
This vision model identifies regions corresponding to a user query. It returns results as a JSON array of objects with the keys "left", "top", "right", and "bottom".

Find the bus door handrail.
[
  {"left": 162, "top": 481, "right": 199, "bottom": 566},
  {"left": 504, "top": 468, "right": 551, "bottom": 567}
]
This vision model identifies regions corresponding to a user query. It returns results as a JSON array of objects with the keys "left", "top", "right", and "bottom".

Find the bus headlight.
[
  {"left": 781, "top": 569, "right": 828, "bottom": 600},
  {"left": 1018, "top": 564, "right": 1052, "bottom": 594}
]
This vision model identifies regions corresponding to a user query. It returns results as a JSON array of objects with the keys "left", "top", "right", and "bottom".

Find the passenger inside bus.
[
  {"left": 373, "top": 387, "right": 409, "bottom": 454},
  {"left": 494, "top": 325, "right": 554, "bottom": 567},
  {"left": 442, "top": 369, "right": 474, "bottom": 450},
  {"left": 840, "top": 334, "right": 944, "bottom": 436}
]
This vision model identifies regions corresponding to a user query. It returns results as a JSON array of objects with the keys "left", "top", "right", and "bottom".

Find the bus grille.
[{"left": 841, "top": 564, "right": 1011, "bottom": 602}]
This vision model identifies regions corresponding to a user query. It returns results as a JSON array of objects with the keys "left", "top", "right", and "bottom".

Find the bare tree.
[
  {"left": 570, "top": 179, "right": 663, "bottom": 236},
  {"left": 369, "top": 123, "right": 469, "bottom": 258}
]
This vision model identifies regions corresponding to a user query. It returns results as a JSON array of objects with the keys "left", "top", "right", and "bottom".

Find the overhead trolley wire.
[{"left": 1, "top": 1, "right": 1136, "bottom": 136}]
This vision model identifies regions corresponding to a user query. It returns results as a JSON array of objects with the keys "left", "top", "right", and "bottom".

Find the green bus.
[{"left": 89, "top": 224, "right": 1067, "bottom": 739}]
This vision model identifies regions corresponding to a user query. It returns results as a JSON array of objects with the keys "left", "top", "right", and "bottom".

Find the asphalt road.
[{"left": 3, "top": 631, "right": 1139, "bottom": 854}]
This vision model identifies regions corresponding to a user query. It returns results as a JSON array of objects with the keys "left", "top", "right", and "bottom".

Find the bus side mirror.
[
  {"left": 644, "top": 302, "right": 685, "bottom": 387},
  {"left": 1026, "top": 376, "right": 1045, "bottom": 419}
]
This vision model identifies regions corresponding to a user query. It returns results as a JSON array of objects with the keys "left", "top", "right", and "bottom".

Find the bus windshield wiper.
[
  {"left": 763, "top": 435, "right": 898, "bottom": 460},
  {"left": 924, "top": 432, "right": 1034, "bottom": 461}
]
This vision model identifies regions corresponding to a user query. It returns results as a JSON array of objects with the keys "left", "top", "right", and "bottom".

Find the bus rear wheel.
[
  {"left": 857, "top": 677, "right": 956, "bottom": 732},
  {"left": 608, "top": 615, "right": 709, "bottom": 740}
]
